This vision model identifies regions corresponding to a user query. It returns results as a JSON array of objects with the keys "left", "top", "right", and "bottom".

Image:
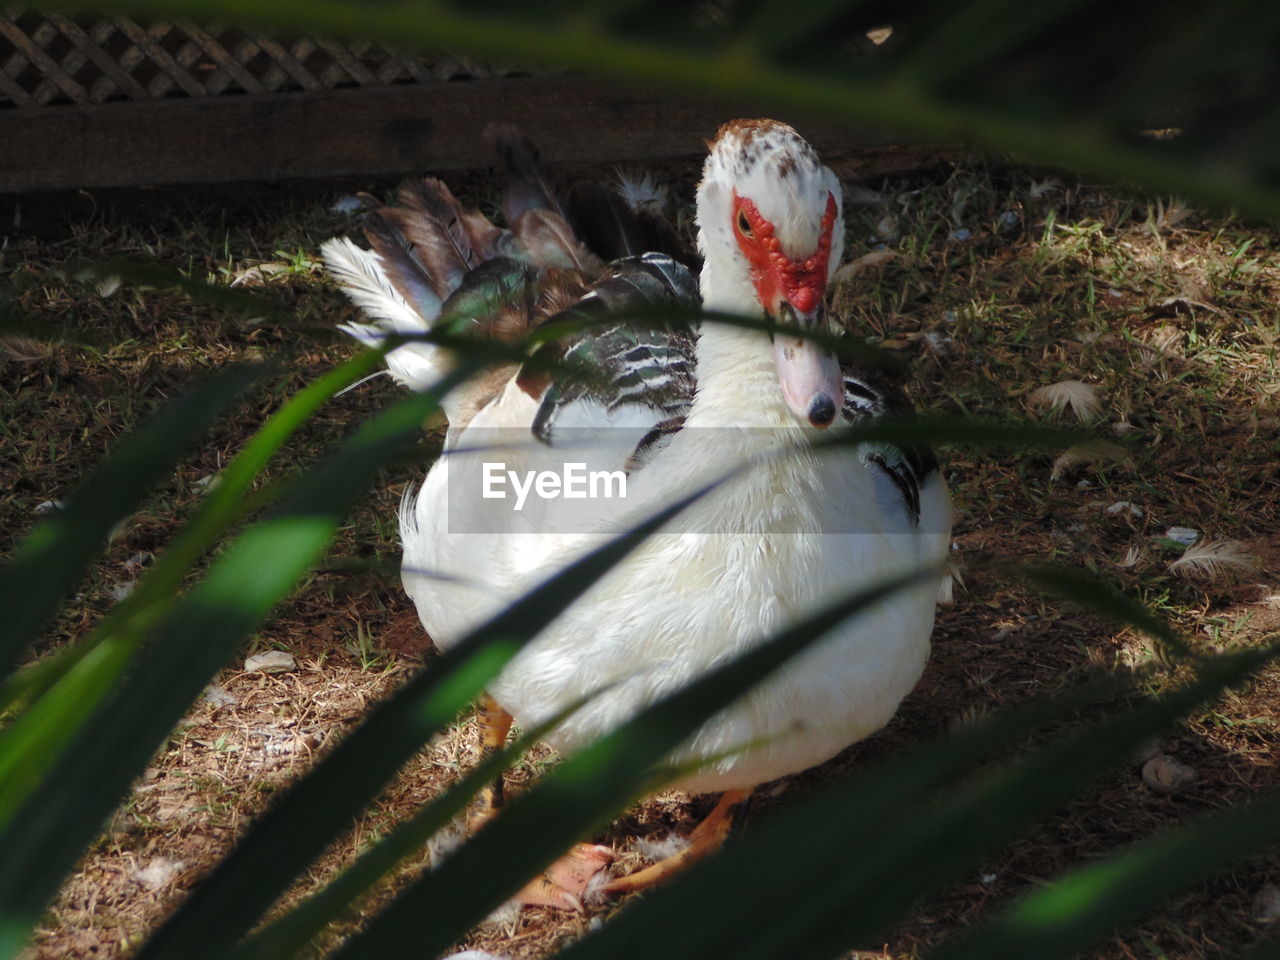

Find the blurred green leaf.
[
  {"left": 132, "top": 479, "right": 717, "bottom": 960},
  {"left": 555, "top": 646, "right": 1278, "bottom": 960},
  {"left": 0, "top": 364, "right": 262, "bottom": 675},
  {"left": 0, "top": 348, "right": 389, "bottom": 821},
  {"left": 1009, "top": 565, "right": 1194, "bottom": 662},
  {"left": 0, "top": 359, "right": 477, "bottom": 934},
  {"left": 229, "top": 689, "right": 606, "bottom": 960},
  {"left": 22, "top": 0, "right": 1280, "bottom": 219},
  {"left": 931, "top": 735, "right": 1280, "bottom": 960}
]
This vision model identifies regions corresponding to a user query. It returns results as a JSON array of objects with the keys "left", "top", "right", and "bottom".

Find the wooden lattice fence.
[
  {"left": 0, "top": 8, "right": 517, "bottom": 108},
  {"left": 0, "top": 10, "right": 900, "bottom": 193}
]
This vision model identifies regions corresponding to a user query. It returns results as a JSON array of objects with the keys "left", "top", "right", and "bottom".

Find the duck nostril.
[{"left": 808, "top": 393, "right": 836, "bottom": 427}]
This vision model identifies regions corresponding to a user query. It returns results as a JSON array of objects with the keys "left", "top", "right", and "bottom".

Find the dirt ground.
[{"left": 2, "top": 150, "right": 1279, "bottom": 959}]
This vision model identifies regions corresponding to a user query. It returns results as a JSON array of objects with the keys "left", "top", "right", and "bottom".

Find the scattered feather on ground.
[
  {"left": 1029, "top": 379, "right": 1103, "bottom": 421},
  {"left": 1168, "top": 540, "right": 1260, "bottom": 580}
]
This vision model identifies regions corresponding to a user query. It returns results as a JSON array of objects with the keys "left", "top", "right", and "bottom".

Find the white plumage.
[{"left": 327, "top": 118, "right": 951, "bottom": 799}]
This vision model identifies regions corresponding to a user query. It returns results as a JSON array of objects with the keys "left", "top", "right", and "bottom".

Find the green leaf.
[
  {"left": 0, "top": 363, "right": 473, "bottom": 936},
  {"left": 0, "top": 364, "right": 263, "bottom": 675},
  {"left": 931, "top": 727, "right": 1280, "bottom": 960},
  {"left": 555, "top": 647, "right": 1278, "bottom": 960},
  {"left": 131, "top": 480, "right": 715, "bottom": 960},
  {"left": 333, "top": 564, "right": 945, "bottom": 960}
]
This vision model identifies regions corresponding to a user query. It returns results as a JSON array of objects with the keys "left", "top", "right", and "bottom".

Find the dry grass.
[{"left": 3, "top": 153, "right": 1279, "bottom": 960}]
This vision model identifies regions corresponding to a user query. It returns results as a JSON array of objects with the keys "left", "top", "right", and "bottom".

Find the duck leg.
[
  {"left": 467, "top": 694, "right": 614, "bottom": 912},
  {"left": 466, "top": 693, "right": 514, "bottom": 833},
  {"left": 602, "top": 788, "right": 751, "bottom": 897}
]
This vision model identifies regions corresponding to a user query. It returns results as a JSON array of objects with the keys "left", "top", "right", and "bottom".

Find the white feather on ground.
[
  {"left": 1115, "top": 544, "right": 1142, "bottom": 568},
  {"left": 1050, "top": 441, "right": 1131, "bottom": 481},
  {"left": 937, "top": 562, "right": 962, "bottom": 604},
  {"left": 1168, "top": 540, "right": 1260, "bottom": 580},
  {"left": 0, "top": 335, "right": 52, "bottom": 363},
  {"left": 1029, "top": 380, "right": 1103, "bottom": 421},
  {"left": 1106, "top": 501, "right": 1144, "bottom": 518},
  {"left": 832, "top": 249, "right": 896, "bottom": 283},
  {"left": 425, "top": 817, "right": 466, "bottom": 867},
  {"left": 633, "top": 833, "right": 691, "bottom": 863}
]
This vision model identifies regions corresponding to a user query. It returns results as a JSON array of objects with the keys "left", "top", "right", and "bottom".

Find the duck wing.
[
  {"left": 840, "top": 360, "right": 939, "bottom": 527},
  {"left": 518, "top": 253, "right": 698, "bottom": 465}
]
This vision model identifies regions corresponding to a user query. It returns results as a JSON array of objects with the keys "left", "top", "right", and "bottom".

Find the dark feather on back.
[
  {"left": 485, "top": 122, "right": 571, "bottom": 225},
  {"left": 840, "top": 361, "right": 938, "bottom": 524}
]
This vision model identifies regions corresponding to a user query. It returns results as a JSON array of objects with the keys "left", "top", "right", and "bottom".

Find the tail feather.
[
  {"left": 613, "top": 168, "right": 668, "bottom": 216},
  {"left": 397, "top": 177, "right": 508, "bottom": 267},
  {"left": 320, "top": 237, "right": 446, "bottom": 392},
  {"left": 565, "top": 179, "right": 695, "bottom": 267},
  {"left": 512, "top": 209, "right": 603, "bottom": 273},
  {"left": 321, "top": 237, "right": 427, "bottom": 334},
  {"left": 364, "top": 210, "right": 447, "bottom": 315},
  {"left": 325, "top": 124, "right": 694, "bottom": 409},
  {"left": 458, "top": 207, "right": 507, "bottom": 262},
  {"left": 609, "top": 174, "right": 698, "bottom": 268},
  {"left": 379, "top": 207, "right": 470, "bottom": 302},
  {"left": 566, "top": 181, "right": 648, "bottom": 260},
  {"left": 485, "top": 122, "right": 570, "bottom": 225},
  {"left": 398, "top": 178, "right": 474, "bottom": 264}
]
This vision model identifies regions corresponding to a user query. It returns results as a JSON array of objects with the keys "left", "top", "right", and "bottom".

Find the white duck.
[{"left": 323, "top": 119, "right": 952, "bottom": 908}]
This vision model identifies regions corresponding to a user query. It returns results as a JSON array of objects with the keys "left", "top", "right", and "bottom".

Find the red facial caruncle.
[{"left": 731, "top": 189, "right": 837, "bottom": 318}]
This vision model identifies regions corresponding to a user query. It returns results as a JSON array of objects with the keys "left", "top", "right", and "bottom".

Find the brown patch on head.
[
  {"left": 705, "top": 118, "right": 815, "bottom": 183},
  {"left": 713, "top": 118, "right": 794, "bottom": 146}
]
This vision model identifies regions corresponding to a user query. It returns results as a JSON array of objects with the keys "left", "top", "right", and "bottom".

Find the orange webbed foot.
[
  {"left": 601, "top": 788, "right": 750, "bottom": 898},
  {"left": 513, "top": 843, "right": 615, "bottom": 911}
]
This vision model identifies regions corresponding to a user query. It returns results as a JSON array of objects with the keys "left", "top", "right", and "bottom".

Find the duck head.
[{"left": 697, "top": 119, "right": 846, "bottom": 428}]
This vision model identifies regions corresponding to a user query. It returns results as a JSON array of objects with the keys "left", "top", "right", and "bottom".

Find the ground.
[{"left": 2, "top": 150, "right": 1278, "bottom": 959}]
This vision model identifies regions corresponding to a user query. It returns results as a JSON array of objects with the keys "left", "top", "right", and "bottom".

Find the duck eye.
[{"left": 736, "top": 209, "right": 753, "bottom": 238}]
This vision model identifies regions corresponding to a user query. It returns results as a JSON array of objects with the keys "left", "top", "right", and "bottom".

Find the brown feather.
[
  {"left": 397, "top": 177, "right": 475, "bottom": 265},
  {"left": 468, "top": 267, "right": 589, "bottom": 347},
  {"left": 450, "top": 364, "right": 520, "bottom": 434},
  {"left": 485, "top": 122, "right": 570, "bottom": 224},
  {"left": 512, "top": 209, "right": 603, "bottom": 273},
  {"left": 538, "top": 271, "right": 593, "bottom": 317},
  {"left": 458, "top": 208, "right": 506, "bottom": 262},
  {"left": 566, "top": 181, "right": 646, "bottom": 260},
  {"left": 363, "top": 209, "right": 442, "bottom": 311},
  {"left": 380, "top": 207, "right": 469, "bottom": 301},
  {"left": 396, "top": 177, "right": 509, "bottom": 269}
]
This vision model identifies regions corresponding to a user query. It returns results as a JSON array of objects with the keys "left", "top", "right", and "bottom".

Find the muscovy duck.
[{"left": 322, "top": 119, "right": 952, "bottom": 909}]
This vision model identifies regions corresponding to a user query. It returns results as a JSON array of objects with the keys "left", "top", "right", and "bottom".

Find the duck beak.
[{"left": 771, "top": 301, "right": 843, "bottom": 428}]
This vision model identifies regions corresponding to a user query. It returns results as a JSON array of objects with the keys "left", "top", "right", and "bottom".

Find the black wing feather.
[
  {"left": 526, "top": 253, "right": 698, "bottom": 445},
  {"left": 841, "top": 359, "right": 938, "bottom": 525}
]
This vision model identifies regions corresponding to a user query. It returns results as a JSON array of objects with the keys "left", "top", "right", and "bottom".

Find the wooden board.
[{"left": 0, "top": 76, "right": 906, "bottom": 193}]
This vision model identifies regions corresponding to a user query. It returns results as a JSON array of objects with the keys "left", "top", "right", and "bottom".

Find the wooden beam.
[{"left": 0, "top": 76, "right": 905, "bottom": 193}]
